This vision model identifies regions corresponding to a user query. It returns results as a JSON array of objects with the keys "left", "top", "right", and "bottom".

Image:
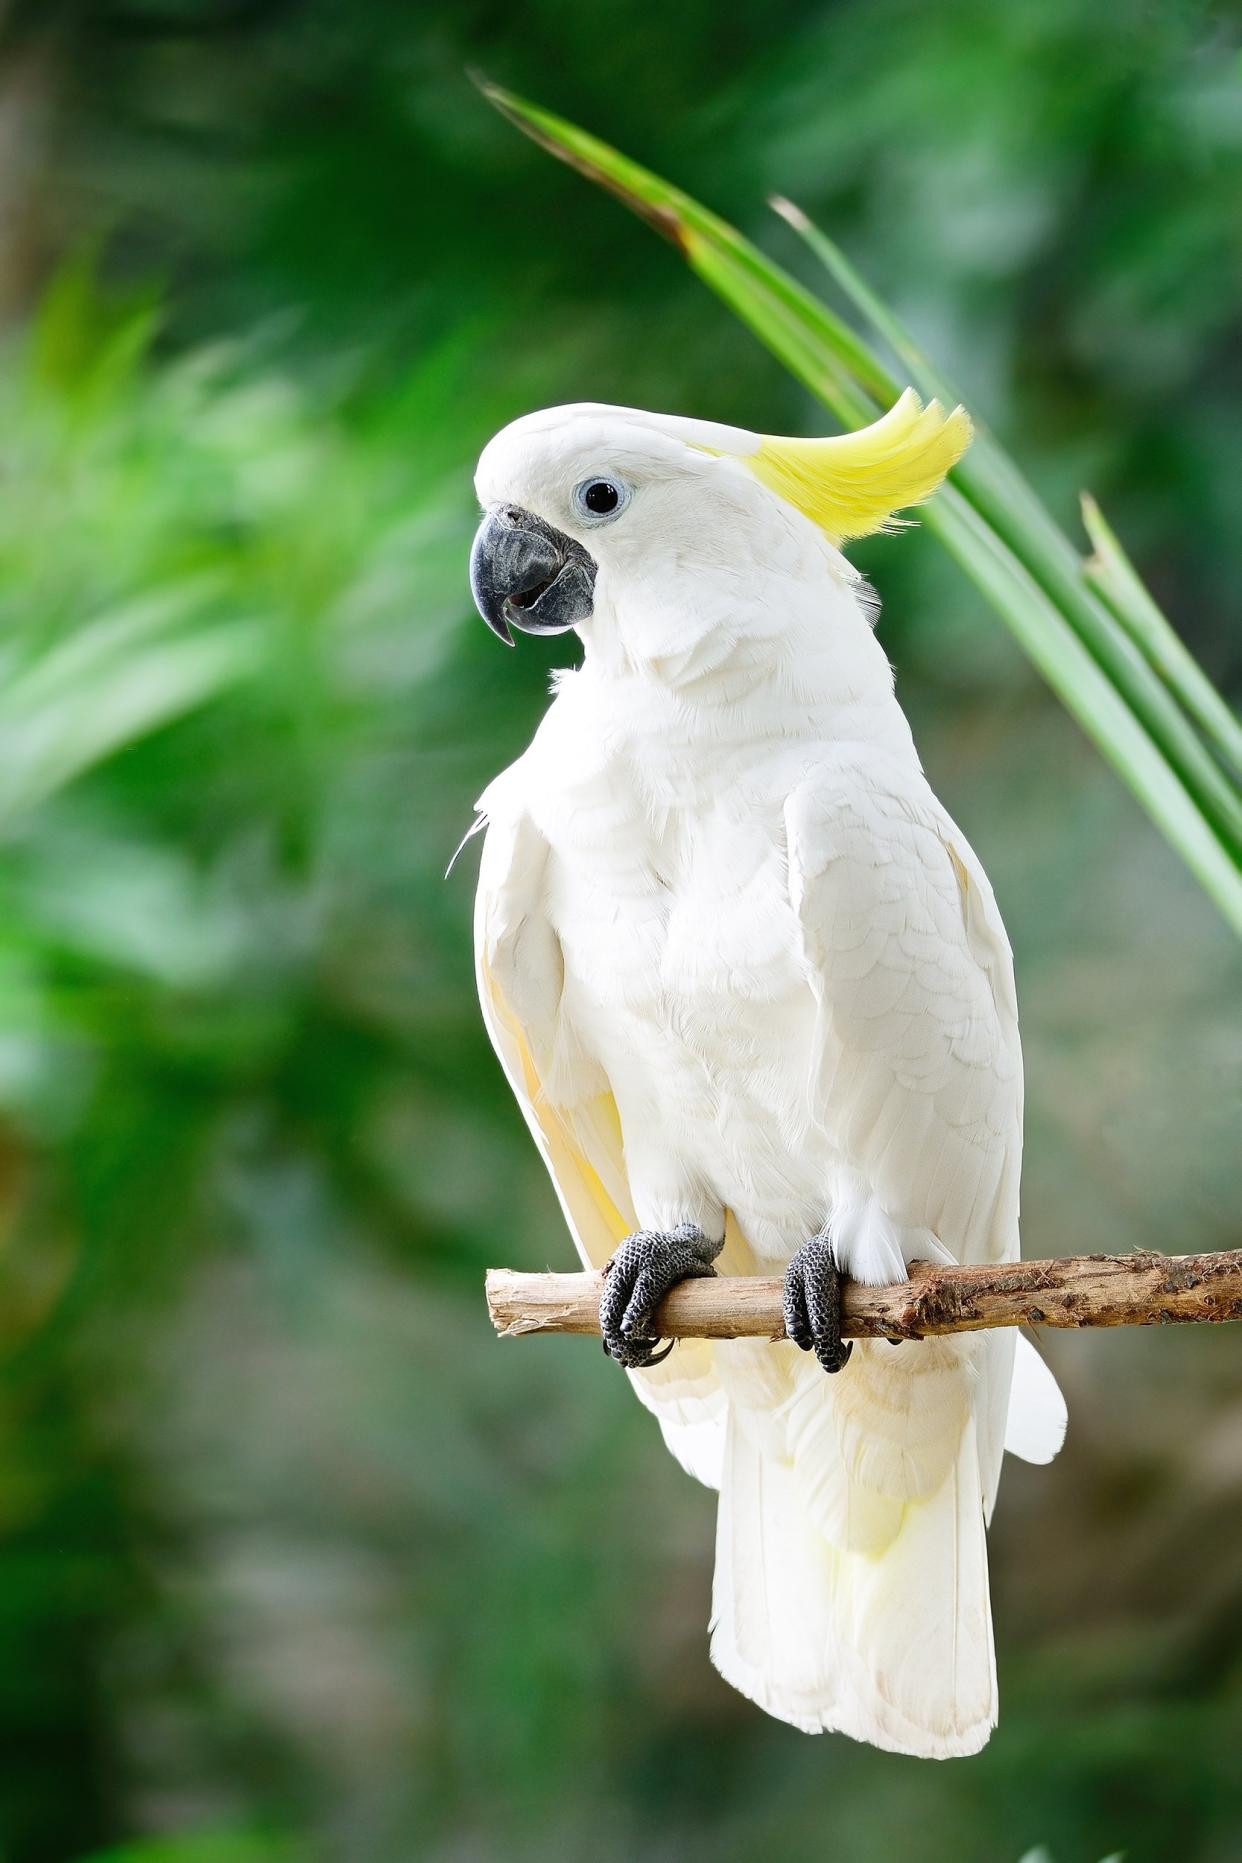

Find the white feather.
[
  {"left": 710, "top": 1402, "right": 997, "bottom": 1756},
  {"left": 1004, "top": 1333, "right": 1069, "bottom": 1465}
]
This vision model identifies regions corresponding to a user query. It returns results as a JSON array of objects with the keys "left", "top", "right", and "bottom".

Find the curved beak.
[{"left": 469, "top": 505, "right": 597, "bottom": 645}]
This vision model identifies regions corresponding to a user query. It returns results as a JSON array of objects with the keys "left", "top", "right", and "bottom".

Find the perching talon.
[
  {"left": 784, "top": 1234, "right": 853, "bottom": 1374},
  {"left": 599, "top": 1224, "right": 723, "bottom": 1369}
]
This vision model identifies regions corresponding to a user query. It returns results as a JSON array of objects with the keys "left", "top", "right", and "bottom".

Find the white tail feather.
[
  {"left": 710, "top": 1404, "right": 997, "bottom": 1758},
  {"left": 1004, "top": 1334, "right": 1068, "bottom": 1465},
  {"left": 628, "top": 1339, "right": 728, "bottom": 1489}
]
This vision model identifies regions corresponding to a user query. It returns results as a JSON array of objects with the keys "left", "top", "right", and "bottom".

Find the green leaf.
[
  {"left": 0, "top": 591, "right": 263, "bottom": 827},
  {"left": 476, "top": 78, "right": 887, "bottom": 420},
  {"left": 774, "top": 199, "right": 1242, "bottom": 861},
  {"left": 480, "top": 80, "right": 1242, "bottom": 934},
  {"left": 927, "top": 489, "right": 1242, "bottom": 933},
  {"left": 1081, "top": 491, "right": 1242, "bottom": 778}
]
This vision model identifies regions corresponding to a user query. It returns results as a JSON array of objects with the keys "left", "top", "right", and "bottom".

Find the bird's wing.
[
  {"left": 783, "top": 751, "right": 1056, "bottom": 1516},
  {"left": 784, "top": 751, "right": 1022, "bottom": 1272},
  {"left": 474, "top": 782, "right": 729, "bottom": 1487},
  {"left": 707, "top": 756, "right": 1060, "bottom": 1749}
]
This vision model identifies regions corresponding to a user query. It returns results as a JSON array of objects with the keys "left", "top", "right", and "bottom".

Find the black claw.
[
  {"left": 783, "top": 1265, "right": 812, "bottom": 1352},
  {"left": 599, "top": 1224, "right": 722, "bottom": 1370},
  {"left": 783, "top": 1236, "right": 853, "bottom": 1375}
]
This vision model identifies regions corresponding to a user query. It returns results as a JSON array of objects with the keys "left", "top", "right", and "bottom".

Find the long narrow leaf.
[
  {"left": 1081, "top": 492, "right": 1242, "bottom": 778},
  {"left": 481, "top": 81, "right": 1242, "bottom": 931},
  {"left": 477, "top": 79, "right": 888, "bottom": 412},
  {"left": 773, "top": 197, "right": 1242, "bottom": 859},
  {"left": 929, "top": 489, "right": 1242, "bottom": 933}
]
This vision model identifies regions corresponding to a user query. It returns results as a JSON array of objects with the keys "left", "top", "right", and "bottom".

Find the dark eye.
[{"left": 572, "top": 475, "right": 631, "bottom": 524}]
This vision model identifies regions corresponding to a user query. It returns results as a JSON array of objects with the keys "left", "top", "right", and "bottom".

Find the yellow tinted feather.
[{"left": 743, "top": 389, "right": 972, "bottom": 544}]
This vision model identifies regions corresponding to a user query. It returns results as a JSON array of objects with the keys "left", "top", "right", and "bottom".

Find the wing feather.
[
  {"left": 474, "top": 784, "right": 728, "bottom": 1486},
  {"left": 783, "top": 754, "right": 1028, "bottom": 1515},
  {"left": 784, "top": 755, "right": 1022, "bottom": 1269}
]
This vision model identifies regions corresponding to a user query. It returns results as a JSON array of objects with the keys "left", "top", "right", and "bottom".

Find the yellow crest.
[{"left": 738, "top": 389, "right": 972, "bottom": 545}]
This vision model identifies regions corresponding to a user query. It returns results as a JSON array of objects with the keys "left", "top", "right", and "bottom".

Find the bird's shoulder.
[
  {"left": 783, "top": 745, "right": 1017, "bottom": 1042},
  {"left": 785, "top": 745, "right": 1000, "bottom": 904}
]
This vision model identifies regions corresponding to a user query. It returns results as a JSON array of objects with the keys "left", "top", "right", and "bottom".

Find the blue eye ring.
[{"left": 571, "top": 475, "right": 631, "bottom": 524}]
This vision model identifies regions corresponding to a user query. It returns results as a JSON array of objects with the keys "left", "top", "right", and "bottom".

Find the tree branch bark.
[{"left": 486, "top": 1249, "right": 1242, "bottom": 1343}]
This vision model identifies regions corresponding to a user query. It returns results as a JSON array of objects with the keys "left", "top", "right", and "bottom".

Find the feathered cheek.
[{"left": 611, "top": 585, "right": 725, "bottom": 664}]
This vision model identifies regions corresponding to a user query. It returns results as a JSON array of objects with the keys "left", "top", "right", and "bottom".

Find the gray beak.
[{"left": 469, "top": 505, "right": 597, "bottom": 645}]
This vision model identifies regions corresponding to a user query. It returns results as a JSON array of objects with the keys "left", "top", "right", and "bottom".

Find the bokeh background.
[{"left": 0, "top": 2, "right": 1239, "bottom": 1859}]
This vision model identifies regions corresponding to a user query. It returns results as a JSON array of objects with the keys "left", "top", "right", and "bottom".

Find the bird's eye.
[{"left": 572, "top": 476, "right": 631, "bottom": 524}]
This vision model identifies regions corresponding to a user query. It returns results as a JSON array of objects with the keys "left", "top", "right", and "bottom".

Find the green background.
[{"left": 0, "top": 2, "right": 1238, "bottom": 1858}]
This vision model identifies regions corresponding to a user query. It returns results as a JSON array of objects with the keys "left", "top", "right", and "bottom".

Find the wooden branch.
[{"left": 486, "top": 1250, "right": 1242, "bottom": 1343}]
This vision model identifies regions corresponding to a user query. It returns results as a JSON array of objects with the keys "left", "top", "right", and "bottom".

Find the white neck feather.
[{"left": 572, "top": 556, "right": 921, "bottom": 772}]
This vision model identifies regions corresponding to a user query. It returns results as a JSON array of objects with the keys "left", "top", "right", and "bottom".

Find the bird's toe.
[
  {"left": 599, "top": 1225, "right": 721, "bottom": 1369},
  {"left": 784, "top": 1236, "right": 853, "bottom": 1374}
]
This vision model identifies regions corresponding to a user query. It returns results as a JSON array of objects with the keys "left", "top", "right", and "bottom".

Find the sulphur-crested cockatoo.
[{"left": 465, "top": 394, "right": 1066, "bottom": 1757}]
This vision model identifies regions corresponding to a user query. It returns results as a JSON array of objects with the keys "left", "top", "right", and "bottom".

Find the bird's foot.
[
  {"left": 600, "top": 1224, "right": 722, "bottom": 1369},
  {"left": 784, "top": 1235, "right": 853, "bottom": 1374}
]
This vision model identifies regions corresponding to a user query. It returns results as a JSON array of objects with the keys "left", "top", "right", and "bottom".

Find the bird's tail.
[
  {"left": 709, "top": 1331, "right": 1066, "bottom": 1755},
  {"left": 709, "top": 1391, "right": 998, "bottom": 1758}
]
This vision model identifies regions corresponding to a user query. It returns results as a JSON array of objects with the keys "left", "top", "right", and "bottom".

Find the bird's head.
[{"left": 469, "top": 394, "right": 970, "bottom": 672}]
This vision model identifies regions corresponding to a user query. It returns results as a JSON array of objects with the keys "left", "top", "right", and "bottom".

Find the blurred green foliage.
[{"left": 0, "top": 3, "right": 1237, "bottom": 1860}]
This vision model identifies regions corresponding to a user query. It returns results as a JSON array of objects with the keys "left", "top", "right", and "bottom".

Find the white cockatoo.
[{"left": 465, "top": 393, "right": 1066, "bottom": 1758}]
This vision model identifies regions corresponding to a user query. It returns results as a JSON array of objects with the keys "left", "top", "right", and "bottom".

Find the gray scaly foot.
[
  {"left": 784, "top": 1234, "right": 853, "bottom": 1374},
  {"left": 599, "top": 1224, "right": 723, "bottom": 1369}
]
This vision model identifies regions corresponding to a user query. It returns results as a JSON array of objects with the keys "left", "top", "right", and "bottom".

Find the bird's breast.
[
  {"left": 534, "top": 748, "right": 835, "bottom": 1257},
  {"left": 545, "top": 795, "right": 805, "bottom": 1019}
]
